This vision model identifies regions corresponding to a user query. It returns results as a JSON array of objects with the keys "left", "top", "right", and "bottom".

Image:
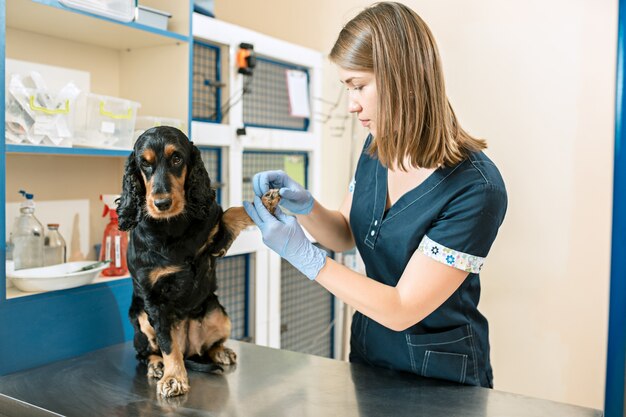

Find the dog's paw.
[
  {"left": 147, "top": 359, "right": 164, "bottom": 379},
  {"left": 157, "top": 375, "right": 190, "bottom": 397},
  {"left": 262, "top": 189, "right": 281, "bottom": 215},
  {"left": 211, "top": 346, "right": 237, "bottom": 366}
]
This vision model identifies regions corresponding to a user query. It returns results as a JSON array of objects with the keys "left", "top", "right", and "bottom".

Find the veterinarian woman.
[{"left": 244, "top": 1, "right": 507, "bottom": 388}]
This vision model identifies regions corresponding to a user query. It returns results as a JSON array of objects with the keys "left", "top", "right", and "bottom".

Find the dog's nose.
[{"left": 154, "top": 198, "right": 172, "bottom": 211}]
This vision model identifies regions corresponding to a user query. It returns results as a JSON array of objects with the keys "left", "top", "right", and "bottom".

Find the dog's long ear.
[
  {"left": 185, "top": 144, "right": 216, "bottom": 219},
  {"left": 117, "top": 151, "right": 145, "bottom": 231}
]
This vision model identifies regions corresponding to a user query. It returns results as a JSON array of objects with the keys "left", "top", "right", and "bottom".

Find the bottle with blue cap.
[{"left": 10, "top": 190, "right": 44, "bottom": 270}]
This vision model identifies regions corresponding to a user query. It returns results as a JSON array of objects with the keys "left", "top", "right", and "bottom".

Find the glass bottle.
[
  {"left": 11, "top": 190, "right": 44, "bottom": 270},
  {"left": 44, "top": 224, "right": 66, "bottom": 266}
]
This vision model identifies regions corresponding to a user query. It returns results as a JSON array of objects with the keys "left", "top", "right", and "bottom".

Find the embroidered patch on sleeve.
[{"left": 418, "top": 235, "right": 485, "bottom": 273}]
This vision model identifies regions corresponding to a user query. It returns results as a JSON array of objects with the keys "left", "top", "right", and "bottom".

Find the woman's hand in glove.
[
  {"left": 252, "top": 170, "right": 314, "bottom": 215},
  {"left": 244, "top": 195, "right": 326, "bottom": 280}
]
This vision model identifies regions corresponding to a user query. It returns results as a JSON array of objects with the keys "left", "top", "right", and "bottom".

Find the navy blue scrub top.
[{"left": 348, "top": 136, "right": 507, "bottom": 388}]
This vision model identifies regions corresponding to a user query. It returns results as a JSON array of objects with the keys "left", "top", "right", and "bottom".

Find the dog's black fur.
[{"left": 117, "top": 126, "right": 277, "bottom": 397}]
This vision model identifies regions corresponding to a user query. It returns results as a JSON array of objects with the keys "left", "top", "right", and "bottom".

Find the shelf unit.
[
  {"left": 0, "top": 0, "right": 195, "bottom": 374},
  {"left": 0, "top": 0, "right": 334, "bottom": 375},
  {"left": 0, "top": 0, "right": 192, "bottom": 374}
]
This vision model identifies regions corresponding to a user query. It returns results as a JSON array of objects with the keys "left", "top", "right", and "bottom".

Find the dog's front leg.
[
  {"left": 210, "top": 189, "right": 281, "bottom": 257},
  {"left": 154, "top": 318, "right": 189, "bottom": 397}
]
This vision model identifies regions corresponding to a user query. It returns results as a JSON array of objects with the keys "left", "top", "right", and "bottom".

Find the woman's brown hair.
[{"left": 329, "top": 2, "right": 486, "bottom": 170}]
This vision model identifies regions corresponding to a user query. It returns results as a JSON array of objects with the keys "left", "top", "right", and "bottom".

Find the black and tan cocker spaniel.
[{"left": 117, "top": 126, "right": 278, "bottom": 397}]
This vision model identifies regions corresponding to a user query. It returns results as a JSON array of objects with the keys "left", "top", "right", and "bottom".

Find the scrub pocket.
[{"left": 406, "top": 325, "right": 476, "bottom": 385}]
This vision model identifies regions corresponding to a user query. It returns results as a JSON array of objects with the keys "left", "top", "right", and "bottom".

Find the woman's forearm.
[
  {"left": 315, "top": 258, "right": 407, "bottom": 330},
  {"left": 297, "top": 200, "right": 355, "bottom": 252},
  {"left": 315, "top": 252, "right": 469, "bottom": 332}
]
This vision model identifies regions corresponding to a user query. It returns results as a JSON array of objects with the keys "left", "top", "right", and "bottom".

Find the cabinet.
[{"left": 0, "top": 0, "right": 335, "bottom": 375}]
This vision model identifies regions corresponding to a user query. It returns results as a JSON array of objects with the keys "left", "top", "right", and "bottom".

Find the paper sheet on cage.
[{"left": 286, "top": 70, "right": 310, "bottom": 118}]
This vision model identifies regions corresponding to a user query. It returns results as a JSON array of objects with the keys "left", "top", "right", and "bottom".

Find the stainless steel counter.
[{"left": 0, "top": 340, "right": 603, "bottom": 417}]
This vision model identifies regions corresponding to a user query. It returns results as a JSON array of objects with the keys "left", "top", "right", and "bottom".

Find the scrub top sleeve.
[{"left": 419, "top": 183, "right": 507, "bottom": 273}]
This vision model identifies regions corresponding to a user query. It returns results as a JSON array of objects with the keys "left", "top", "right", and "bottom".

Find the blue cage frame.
[{"left": 606, "top": 0, "right": 626, "bottom": 415}]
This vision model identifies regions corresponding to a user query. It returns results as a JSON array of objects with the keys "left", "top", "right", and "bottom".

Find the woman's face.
[{"left": 337, "top": 68, "right": 378, "bottom": 137}]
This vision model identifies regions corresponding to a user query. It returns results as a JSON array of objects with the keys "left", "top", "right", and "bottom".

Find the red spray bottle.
[{"left": 99, "top": 194, "right": 128, "bottom": 277}]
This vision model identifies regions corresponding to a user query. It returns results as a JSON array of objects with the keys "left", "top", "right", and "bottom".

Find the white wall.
[{"left": 215, "top": 0, "right": 616, "bottom": 410}]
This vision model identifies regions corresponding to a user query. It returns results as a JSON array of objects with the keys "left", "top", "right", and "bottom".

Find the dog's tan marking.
[
  {"left": 158, "top": 323, "right": 190, "bottom": 397},
  {"left": 208, "top": 344, "right": 237, "bottom": 366},
  {"left": 147, "top": 355, "right": 164, "bottom": 379},
  {"left": 197, "top": 223, "right": 221, "bottom": 256},
  {"left": 186, "top": 309, "right": 232, "bottom": 358},
  {"left": 138, "top": 311, "right": 158, "bottom": 351},
  {"left": 149, "top": 266, "right": 183, "bottom": 285},
  {"left": 223, "top": 206, "right": 254, "bottom": 233},
  {"left": 142, "top": 171, "right": 155, "bottom": 213},
  {"left": 166, "top": 167, "right": 186, "bottom": 217},
  {"left": 142, "top": 149, "right": 156, "bottom": 163},
  {"left": 164, "top": 144, "right": 177, "bottom": 158}
]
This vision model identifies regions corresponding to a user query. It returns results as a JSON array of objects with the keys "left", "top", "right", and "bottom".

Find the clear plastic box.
[
  {"left": 59, "top": 0, "right": 137, "bottom": 23},
  {"left": 136, "top": 5, "right": 171, "bottom": 31},
  {"left": 83, "top": 93, "right": 140, "bottom": 148},
  {"left": 6, "top": 85, "right": 80, "bottom": 147}
]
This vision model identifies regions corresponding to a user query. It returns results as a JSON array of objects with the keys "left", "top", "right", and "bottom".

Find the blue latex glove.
[
  {"left": 252, "top": 170, "right": 314, "bottom": 215},
  {"left": 243, "top": 195, "right": 327, "bottom": 280}
]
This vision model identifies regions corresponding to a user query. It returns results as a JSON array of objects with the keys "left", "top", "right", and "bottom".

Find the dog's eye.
[
  {"left": 172, "top": 155, "right": 183, "bottom": 166},
  {"left": 140, "top": 159, "right": 151, "bottom": 168}
]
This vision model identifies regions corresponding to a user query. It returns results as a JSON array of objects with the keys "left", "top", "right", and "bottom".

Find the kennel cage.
[
  {"left": 192, "top": 40, "right": 222, "bottom": 123},
  {"left": 242, "top": 56, "right": 310, "bottom": 131},
  {"left": 198, "top": 146, "right": 223, "bottom": 205},
  {"left": 280, "top": 244, "right": 335, "bottom": 358},
  {"left": 215, "top": 253, "right": 253, "bottom": 342}
]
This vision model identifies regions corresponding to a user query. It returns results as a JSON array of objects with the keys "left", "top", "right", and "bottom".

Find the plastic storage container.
[
  {"left": 6, "top": 74, "right": 80, "bottom": 146},
  {"left": 10, "top": 190, "right": 44, "bottom": 271},
  {"left": 136, "top": 5, "right": 171, "bottom": 31},
  {"left": 44, "top": 224, "right": 67, "bottom": 266},
  {"left": 83, "top": 93, "right": 140, "bottom": 148},
  {"left": 59, "top": 0, "right": 137, "bottom": 23}
]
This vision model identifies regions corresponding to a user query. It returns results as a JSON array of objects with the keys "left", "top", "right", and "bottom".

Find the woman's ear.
[
  {"left": 117, "top": 152, "right": 145, "bottom": 231},
  {"left": 185, "top": 144, "right": 216, "bottom": 218}
]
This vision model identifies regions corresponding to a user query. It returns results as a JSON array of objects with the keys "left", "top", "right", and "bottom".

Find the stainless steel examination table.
[{"left": 0, "top": 340, "right": 603, "bottom": 417}]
